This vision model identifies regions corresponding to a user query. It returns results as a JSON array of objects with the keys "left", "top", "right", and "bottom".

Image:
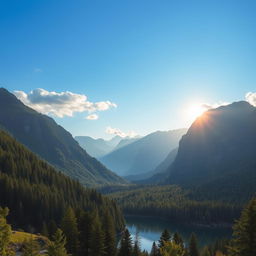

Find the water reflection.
[{"left": 126, "top": 216, "right": 232, "bottom": 252}]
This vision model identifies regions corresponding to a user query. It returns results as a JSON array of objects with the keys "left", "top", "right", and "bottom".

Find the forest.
[
  {"left": 103, "top": 185, "right": 242, "bottom": 224},
  {"left": 1, "top": 197, "right": 256, "bottom": 256},
  {"left": 0, "top": 130, "right": 124, "bottom": 233}
]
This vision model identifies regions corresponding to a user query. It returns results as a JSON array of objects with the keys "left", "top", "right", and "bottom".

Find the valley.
[
  {"left": 0, "top": 89, "right": 256, "bottom": 255},
  {"left": 2, "top": 1, "right": 256, "bottom": 255}
]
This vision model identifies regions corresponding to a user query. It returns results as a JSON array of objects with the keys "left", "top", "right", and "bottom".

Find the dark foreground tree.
[
  {"left": 118, "top": 229, "right": 133, "bottom": 256},
  {"left": 173, "top": 232, "right": 184, "bottom": 248},
  {"left": 22, "top": 237, "right": 40, "bottom": 256},
  {"left": 77, "top": 211, "right": 92, "bottom": 256},
  {"left": 150, "top": 241, "right": 158, "bottom": 256},
  {"left": 159, "top": 241, "right": 185, "bottom": 256},
  {"left": 61, "top": 207, "right": 79, "bottom": 255},
  {"left": 200, "top": 247, "right": 211, "bottom": 256},
  {"left": 158, "top": 229, "right": 171, "bottom": 249},
  {"left": 89, "top": 212, "right": 105, "bottom": 256},
  {"left": 189, "top": 233, "right": 199, "bottom": 256},
  {"left": 228, "top": 197, "right": 256, "bottom": 256},
  {"left": 0, "top": 207, "right": 13, "bottom": 256},
  {"left": 47, "top": 228, "right": 68, "bottom": 256},
  {"left": 133, "top": 231, "right": 141, "bottom": 256},
  {"left": 103, "top": 211, "right": 116, "bottom": 256}
]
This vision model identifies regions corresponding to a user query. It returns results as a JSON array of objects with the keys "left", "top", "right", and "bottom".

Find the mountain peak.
[
  {"left": 208, "top": 101, "right": 255, "bottom": 115},
  {"left": 0, "top": 88, "right": 19, "bottom": 104}
]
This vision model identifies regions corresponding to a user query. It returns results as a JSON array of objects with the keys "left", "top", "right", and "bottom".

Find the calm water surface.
[{"left": 126, "top": 216, "right": 232, "bottom": 252}]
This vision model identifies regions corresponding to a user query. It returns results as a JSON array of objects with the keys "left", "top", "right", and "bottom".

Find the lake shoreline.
[{"left": 124, "top": 214, "right": 233, "bottom": 228}]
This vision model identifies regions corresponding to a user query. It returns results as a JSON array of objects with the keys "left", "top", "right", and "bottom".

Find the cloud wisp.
[
  {"left": 86, "top": 114, "right": 99, "bottom": 120},
  {"left": 201, "top": 102, "right": 230, "bottom": 111},
  {"left": 105, "top": 126, "right": 138, "bottom": 138},
  {"left": 245, "top": 92, "right": 256, "bottom": 106},
  {"left": 14, "top": 88, "right": 116, "bottom": 118}
]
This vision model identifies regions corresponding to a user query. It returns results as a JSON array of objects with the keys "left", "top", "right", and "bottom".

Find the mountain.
[
  {"left": 100, "top": 129, "right": 187, "bottom": 177},
  {"left": 75, "top": 136, "right": 114, "bottom": 158},
  {"left": 152, "top": 148, "right": 179, "bottom": 175},
  {"left": 0, "top": 130, "right": 124, "bottom": 231},
  {"left": 0, "top": 88, "right": 126, "bottom": 186},
  {"left": 113, "top": 137, "right": 139, "bottom": 151},
  {"left": 165, "top": 101, "right": 256, "bottom": 202},
  {"left": 107, "top": 135, "right": 123, "bottom": 147},
  {"left": 125, "top": 148, "right": 179, "bottom": 182},
  {"left": 75, "top": 135, "right": 137, "bottom": 158}
]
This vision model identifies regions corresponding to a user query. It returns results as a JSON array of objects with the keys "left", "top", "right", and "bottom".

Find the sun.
[{"left": 186, "top": 103, "right": 207, "bottom": 122}]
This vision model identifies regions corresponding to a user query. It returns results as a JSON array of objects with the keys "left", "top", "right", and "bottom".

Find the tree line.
[{"left": 107, "top": 185, "right": 241, "bottom": 224}]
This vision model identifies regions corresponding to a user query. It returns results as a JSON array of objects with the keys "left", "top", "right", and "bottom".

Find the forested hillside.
[
  {"left": 0, "top": 88, "right": 126, "bottom": 186},
  {"left": 105, "top": 185, "right": 241, "bottom": 224},
  {"left": 0, "top": 130, "right": 124, "bottom": 233}
]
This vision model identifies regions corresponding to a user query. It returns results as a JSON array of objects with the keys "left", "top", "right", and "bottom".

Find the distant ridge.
[
  {"left": 75, "top": 135, "right": 138, "bottom": 158},
  {"left": 100, "top": 128, "right": 187, "bottom": 177}
]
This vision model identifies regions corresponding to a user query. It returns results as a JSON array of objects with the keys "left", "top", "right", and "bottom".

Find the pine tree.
[
  {"left": 189, "top": 233, "right": 199, "bottom": 256},
  {"left": 158, "top": 229, "right": 171, "bottom": 249},
  {"left": 61, "top": 207, "right": 79, "bottom": 255},
  {"left": 77, "top": 211, "right": 92, "bottom": 256},
  {"left": 133, "top": 231, "right": 141, "bottom": 256},
  {"left": 200, "top": 247, "right": 210, "bottom": 256},
  {"left": 173, "top": 232, "right": 184, "bottom": 248},
  {"left": 0, "top": 207, "right": 12, "bottom": 256},
  {"left": 118, "top": 229, "right": 133, "bottom": 256},
  {"left": 141, "top": 250, "right": 149, "bottom": 256},
  {"left": 228, "top": 198, "right": 256, "bottom": 256},
  {"left": 150, "top": 242, "right": 158, "bottom": 256},
  {"left": 159, "top": 241, "right": 185, "bottom": 256},
  {"left": 89, "top": 211, "right": 105, "bottom": 256},
  {"left": 22, "top": 237, "right": 40, "bottom": 256},
  {"left": 103, "top": 211, "right": 116, "bottom": 256},
  {"left": 47, "top": 228, "right": 68, "bottom": 256}
]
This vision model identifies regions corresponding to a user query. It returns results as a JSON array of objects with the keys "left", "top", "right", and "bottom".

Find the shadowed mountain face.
[
  {"left": 0, "top": 88, "right": 126, "bottom": 186},
  {"left": 100, "top": 129, "right": 187, "bottom": 177},
  {"left": 167, "top": 101, "right": 256, "bottom": 191}
]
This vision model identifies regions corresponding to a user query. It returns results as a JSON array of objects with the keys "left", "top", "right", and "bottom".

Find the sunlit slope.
[{"left": 0, "top": 88, "right": 126, "bottom": 186}]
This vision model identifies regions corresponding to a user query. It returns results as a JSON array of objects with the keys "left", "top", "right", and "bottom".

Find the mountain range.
[
  {"left": 0, "top": 88, "right": 126, "bottom": 186},
  {"left": 75, "top": 135, "right": 138, "bottom": 158},
  {"left": 100, "top": 129, "right": 187, "bottom": 178}
]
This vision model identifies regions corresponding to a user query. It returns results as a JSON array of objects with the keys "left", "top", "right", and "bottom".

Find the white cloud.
[
  {"left": 86, "top": 114, "right": 99, "bottom": 120},
  {"left": 105, "top": 126, "right": 138, "bottom": 138},
  {"left": 14, "top": 88, "right": 117, "bottom": 118},
  {"left": 245, "top": 92, "right": 256, "bottom": 106}
]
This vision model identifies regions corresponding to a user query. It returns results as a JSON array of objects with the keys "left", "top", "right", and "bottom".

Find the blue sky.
[{"left": 1, "top": 0, "right": 256, "bottom": 138}]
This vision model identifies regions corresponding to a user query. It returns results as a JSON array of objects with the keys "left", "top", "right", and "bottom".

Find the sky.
[{"left": 1, "top": 0, "right": 256, "bottom": 139}]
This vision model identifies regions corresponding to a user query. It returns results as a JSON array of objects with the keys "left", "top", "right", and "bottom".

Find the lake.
[{"left": 126, "top": 215, "right": 232, "bottom": 252}]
